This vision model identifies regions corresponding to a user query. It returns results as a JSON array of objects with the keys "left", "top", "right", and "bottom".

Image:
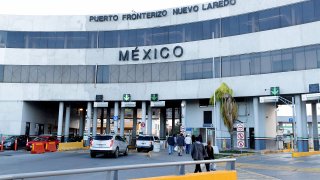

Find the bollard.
[{"left": 14, "top": 138, "right": 18, "bottom": 151}]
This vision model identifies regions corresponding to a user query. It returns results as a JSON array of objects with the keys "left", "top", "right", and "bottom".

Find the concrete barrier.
[
  {"left": 133, "top": 170, "right": 237, "bottom": 180},
  {"left": 58, "top": 141, "right": 88, "bottom": 151},
  {"left": 292, "top": 151, "right": 320, "bottom": 158}
]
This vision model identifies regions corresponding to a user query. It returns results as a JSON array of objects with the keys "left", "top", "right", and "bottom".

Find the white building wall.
[{"left": 0, "top": 101, "right": 23, "bottom": 135}]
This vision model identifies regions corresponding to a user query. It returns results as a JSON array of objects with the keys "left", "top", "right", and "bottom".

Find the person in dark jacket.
[
  {"left": 191, "top": 135, "right": 196, "bottom": 144},
  {"left": 176, "top": 133, "right": 185, "bottom": 156},
  {"left": 204, "top": 140, "right": 215, "bottom": 171},
  {"left": 198, "top": 134, "right": 203, "bottom": 143},
  {"left": 167, "top": 135, "right": 175, "bottom": 155},
  {"left": 191, "top": 137, "right": 208, "bottom": 173}
]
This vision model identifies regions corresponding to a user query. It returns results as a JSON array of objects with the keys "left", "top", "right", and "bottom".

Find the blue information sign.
[
  {"left": 113, "top": 116, "right": 118, "bottom": 121},
  {"left": 289, "top": 118, "right": 293, "bottom": 123}
]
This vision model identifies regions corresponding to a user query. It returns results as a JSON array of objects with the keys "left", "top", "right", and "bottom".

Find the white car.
[
  {"left": 90, "top": 134, "right": 128, "bottom": 158},
  {"left": 136, "top": 135, "right": 159, "bottom": 152}
]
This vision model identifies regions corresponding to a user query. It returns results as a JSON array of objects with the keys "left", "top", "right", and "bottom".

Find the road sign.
[
  {"left": 237, "top": 132, "right": 245, "bottom": 140},
  {"left": 113, "top": 115, "right": 118, "bottom": 121},
  {"left": 121, "top": 102, "right": 136, "bottom": 108},
  {"left": 123, "top": 94, "right": 131, "bottom": 102},
  {"left": 141, "top": 122, "right": 145, "bottom": 127},
  {"left": 93, "top": 102, "right": 109, "bottom": 108},
  {"left": 151, "top": 94, "right": 158, "bottom": 101},
  {"left": 237, "top": 140, "right": 245, "bottom": 148},
  {"left": 150, "top": 101, "right": 165, "bottom": 107},
  {"left": 289, "top": 118, "right": 293, "bottom": 123},
  {"left": 236, "top": 124, "right": 244, "bottom": 132},
  {"left": 270, "top": 87, "right": 280, "bottom": 96}
]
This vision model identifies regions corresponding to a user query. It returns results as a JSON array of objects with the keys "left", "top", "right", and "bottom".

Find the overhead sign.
[
  {"left": 203, "top": 124, "right": 214, "bottom": 128},
  {"left": 151, "top": 94, "right": 159, "bottom": 102},
  {"left": 121, "top": 102, "right": 136, "bottom": 108},
  {"left": 150, "top": 101, "right": 165, "bottom": 107},
  {"left": 237, "top": 140, "right": 245, "bottom": 148},
  {"left": 259, "top": 96, "right": 279, "bottom": 103},
  {"left": 236, "top": 124, "right": 244, "bottom": 132},
  {"left": 123, "top": 94, "right": 131, "bottom": 102},
  {"left": 270, "top": 87, "right": 280, "bottom": 96},
  {"left": 309, "top": 84, "right": 320, "bottom": 93},
  {"left": 93, "top": 102, "right": 109, "bottom": 108},
  {"left": 302, "top": 93, "right": 320, "bottom": 101}
]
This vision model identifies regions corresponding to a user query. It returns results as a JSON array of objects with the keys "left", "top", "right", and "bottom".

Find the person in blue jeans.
[
  {"left": 184, "top": 134, "right": 192, "bottom": 154},
  {"left": 167, "top": 135, "right": 175, "bottom": 155}
]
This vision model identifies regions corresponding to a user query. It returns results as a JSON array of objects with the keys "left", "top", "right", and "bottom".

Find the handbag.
[{"left": 174, "top": 146, "right": 178, "bottom": 152}]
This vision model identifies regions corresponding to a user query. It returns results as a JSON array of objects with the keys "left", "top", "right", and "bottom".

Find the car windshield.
[
  {"left": 137, "top": 136, "right": 153, "bottom": 141},
  {"left": 94, "top": 136, "right": 113, "bottom": 140},
  {"left": 33, "top": 137, "right": 45, "bottom": 141}
]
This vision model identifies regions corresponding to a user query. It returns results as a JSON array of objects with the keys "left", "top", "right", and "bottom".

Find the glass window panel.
[
  {"left": 159, "top": 63, "right": 169, "bottom": 82},
  {"left": 180, "top": 61, "right": 186, "bottom": 80},
  {"left": 239, "top": 14, "right": 249, "bottom": 34},
  {"left": 7, "top": 32, "right": 26, "bottom": 48},
  {"left": 136, "top": 29, "right": 152, "bottom": 46},
  {"left": 190, "top": 22, "right": 203, "bottom": 41},
  {"left": 240, "top": 54, "right": 250, "bottom": 75},
  {"left": 127, "top": 64, "right": 136, "bottom": 83},
  {"left": 315, "top": 0, "right": 320, "bottom": 20},
  {"left": 175, "top": 25, "right": 184, "bottom": 42},
  {"left": 317, "top": 45, "right": 320, "bottom": 68},
  {"left": 102, "top": 65, "right": 109, "bottom": 83},
  {"left": 27, "top": 32, "right": 43, "bottom": 48},
  {"left": 0, "top": 65, "right": 4, "bottom": 82},
  {"left": 96, "top": 66, "right": 103, "bottom": 83},
  {"left": 229, "top": 16, "right": 240, "bottom": 36},
  {"left": 21, "top": 66, "right": 29, "bottom": 83},
  {"left": 281, "top": 49, "right": 294, "bottom": 72},
  {"left": 305, "top": 46, "right": 317, "bottom": 69},
  {"left": 222, "top": 56, "right": 231, "bottom": 77},
  {"left": 103, "top": 31, "right": 119, "bottom": 48},
  {"left": 193, "top": 60, "right": 203, "bottom": 79},
  {"left": 55, "top": 32, "right": 65, "bottom": 48},
  {"left": 202, "top": 59, "right": 213, "bottom": 79},
  {"left": 45, "top": 32, "right": 56, "bottom": 48},
  {"left": 88, "top": 32, "right": 98, "bottom": 48},
  {"left": 0, "top": 31, "right": 7, "bottom": 48},
  {"left": 128, "top": 30, "right": 137, "bottom": 47},
  {"left": 248, "top": 12, "right": 259, "bottom": 33},
  {"left": 176, "top": 62, "right": 182, "bottom": 80},
  {"left": 293, "top": 47, "right": 306, "bottom": 70},
  {"left": 271, "top": 50, "right": 282, "bottom": 73},
  {"left": 214, "top": 57, "right": 221, "bottom": 78},
  {"left": 302, "top": 1, "right": 315, "bottom": 23},
  {"left": 119, "top": 65, "right": 127, "bottom": 83},
  {"left": 212, "top": 19, "right": 220, "bottom": 38},
  {"left": 152, "top": 27, "right": 168, "bottom": 45},
  {"left": 3, "top": 65, "right": 13, "bottom": 82},
  {"left": 221, "top": 17, "right": 230, "bottom": 37},
  {"left": 37, "top": 66, "right": 46, "bottom": 83},
  {"left": 168, "top": 61, "right": 177, "bottom": 81},
  {"left": 230, "top": 55, "right": 240, "bottom": 76},
  {"left": 78, "top": 66, "right": 87, "bottom": 83},
  {"left": 169, "top": 26, "right": 177, "bottom": 43},
  {"left": 109, "top": 65, "right": 119, "bottom": 83},
  {"left": 250, "top": 53, "right": 261, "bottom": 75},
  {"left": 29, "top": 66, "right": 38, "bottom": 83},
  {"left": 86, "top": 66, "right": 95, "bottom": 83},
  {"left": 202, "top": 21, "right": 212, "bottom": 39},
  {"left": 280, "top": 6, "right": 292, "bottom": 27},
  {"left": 151, "top": 63, "right": 160, "bottom": 82},
  {"left": 259, "top": 8, "right": 280, "bottom": 31},
  {"left": 143, "top": 64, "right": 152, "bottom": 82},
  {"left": 292, "top": 3, "right": 303, "bottom": 25},
  {"left": 66, "top": 32, "right": 89, "bottom": 48},
  {"left": 119, "top": 30, "right": 128, "bottom": 47},
  {"left": 185, "top": 61, "right": 194, "bottom": 80},
  {"left": 61, "top": 66, "right": 71, "bottom": 83},
  {"left": 260, "top": 52, "right": 272, "bottom": 74},
  {"left": 53, "top": 66, "right": 62, "bottom": 83},
  {"left": 70, "top": 65, "right": 79, "bottom": 83},
  {"left": 11, "top": 65, "right": 21, "bottom": 83},
  {"left": 45, "top": 66, "right": 54, "bottom": 83},
  {"left": 135, "top": 64, "right": 144, "bottom": 83}
]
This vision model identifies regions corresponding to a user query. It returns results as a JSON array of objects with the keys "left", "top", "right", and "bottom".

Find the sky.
[{"left": 0, "top": 0, "right": 211, "bottom": 15}]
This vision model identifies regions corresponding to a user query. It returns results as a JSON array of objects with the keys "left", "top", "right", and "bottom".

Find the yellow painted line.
[{"left": 292, "top": 151, "right": 320, "bottom": 158}]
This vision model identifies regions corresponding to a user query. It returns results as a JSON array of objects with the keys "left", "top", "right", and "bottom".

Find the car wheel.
[
  {"left": 137, "top": 148, "right": 141, "bottom": 152},
  {"left": 124, "top": 147, "right": 128, "bottom": 156},
  {"left": 90, "top": 152, "right": 96, "bottom": 158},
  {"left": 114, "top": 148, "right": 119, "bottom": 158}
]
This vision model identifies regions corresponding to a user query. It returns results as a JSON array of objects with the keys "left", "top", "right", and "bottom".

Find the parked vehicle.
[
  {"left": 136, "top": 135, "right": 159, "bottom": 152},
  {"left": 25, "top": 136, "right": 60, "bottom": 151},
  {"left": 3, "top": 135, "right": 28, "bottom": 150},
  {"left": 90, "top": 134, "right": 128, "bottom": 158}
]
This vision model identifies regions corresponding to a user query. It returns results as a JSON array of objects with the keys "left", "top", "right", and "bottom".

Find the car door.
[{"left": 115, "top": 136, "right": 122, "bottom": 151}]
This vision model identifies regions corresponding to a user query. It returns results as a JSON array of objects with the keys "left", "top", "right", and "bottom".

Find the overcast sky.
[{"left": 0, "top": 0, "right": 211, "bottom": 15}]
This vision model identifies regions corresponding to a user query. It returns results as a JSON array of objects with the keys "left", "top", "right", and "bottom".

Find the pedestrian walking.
[
  {"left": 185, "top": 134, "right": 192, "bottom": 154},
  {"left": 176, "top": 133, "right": 185, "bottom": 156},
  {"left": 204, "top": 140, "right": 215, "bottom": 171},
  {"left": 167, "top": 135, "right": 175, "bottom": 155},
  {"left": 191, "top": 136, "right": 208, "bottom": 173},
  {"left": 198, "top": 134, "right": 203, "bottom": 143},
  {"left": 191, "top": 135, "right": 196, "bottom": 144}
]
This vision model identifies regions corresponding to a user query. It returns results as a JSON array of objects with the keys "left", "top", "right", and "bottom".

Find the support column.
[
  {"left": 147, "top": 105, "right": 152, "bottom": 135},
  {"left": 141, "top": 102, "right": 147, "bottom": 134},
  {"left": 79, "top": 110, "right": 84, "bottom": 136},
  {"left": 172, "top": 108, "right": 175, "bottom": 135},
  {"left": 57, "top": 102, "right": 64, "bottom": 141},
  {"left": 181, "top": 100, "right": 187, "bottom": 132},
  {"left": 120, "top": 107, "right": 125, "bottom": 136},
  {"left": 254, "top": 97, "right": 266, "bottom": 150},
  {"left": 85, "top": 102, "right": 92, "bottom": 146},
  {"left": 100, "top": 108, "right": 104, "bottom": 134},
  {"left": 106, "top": 108, "right": 111, "bottom": 134},
  {"left": 312, "top": 103, "right": 319, "bottom": 151},
  {"left": 114, "top": 102, "right": 119, "bottom": 134},
  {"left": 160, "top": 108, "right": 166, "bottom": 139},
  {"left": 92, "top": 107, "right": 98, "bottom": 136},
  {"left": 132, "top": 107, "right": 137, "bottom": 146},
  {"left": 64, "top": 105, "right": 71, "bottom": 142},
  {"left": 295, "top": 95, "right": 308, "bottom": 152},
  {"left": 215, "top": 101, "right": 222, "bottom": 148}
]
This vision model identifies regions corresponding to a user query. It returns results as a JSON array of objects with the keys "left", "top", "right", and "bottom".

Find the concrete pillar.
[
  {"left": 79, "top": 110, "right": 84, "bottom": 136},
  {"left": 141, "top": 102, "right": 147, "bottom": 134},
  {"left": 215, "top": 101, "right": 222, "bottom": 148},
  {"left": 254, "top": 97, "right": 266, "bottom": 150},
  {"left": 147, "top": 105, "right": 152, "bottom": 135},
  {"left": 172, "top": 108, "right": 175, "bottom": 135},
  {"left": 120, "top": 107, "right": 125, "bottom": 136},
  {"left": 85, "top": 102, "right": 92, "bottom": 146},
  {"left": 92, "top": 107, "right": 98, "bottom": 136},
  {"left": 64, "top": 105, "right": 71, "bottom": 142},
  {"left": 132, "top": 108, "right": 137, "bottom": 146},
  {"left": 160, "top": 108, "right": 167, "bottom": 139},
  {"left": 106, "top": 108, "right": 110, "bottom": 134},
  {"left": 114, "top": 102, "right": 119, "bottom": 134},
  {"left": 312, "top": 103, "right": 319, "bottom": 151},
  {"left": 181, "top": 100, "right": 187, "bottom": 132},
  {"left": 295, "top": 95, "right": 308, "bottom": 152},
  {"left": 57, "top": 102, "right": 64, "bottom": 141},
  {"left": 100, "top": 108, "right": 104, "bottom": 134}
]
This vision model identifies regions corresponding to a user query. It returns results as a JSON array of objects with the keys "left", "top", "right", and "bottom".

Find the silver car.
[{"left": 90, "top": 134, "right": 128, "bottom": 158}]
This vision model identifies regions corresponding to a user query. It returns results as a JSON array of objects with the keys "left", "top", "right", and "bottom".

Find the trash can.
[{"left": 153, "top": 141, "right": 161, "bottom": 152}]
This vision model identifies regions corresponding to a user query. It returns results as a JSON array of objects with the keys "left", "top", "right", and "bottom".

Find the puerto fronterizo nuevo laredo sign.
[
  {"left": 89, "top": 0, "right": 237, "bottom": 22},
  {"left": 119, "top": 46, "right": 183, "bottom": 61}
]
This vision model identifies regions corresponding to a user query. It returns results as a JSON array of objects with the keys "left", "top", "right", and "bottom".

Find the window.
[
  {"left": 119, "top": 30, "right": 129, "bottom": 47},
  {"left": 271, "top": 50, "right": 282, "bottom": 73},
  {"left": 185, "top": 61, "right": 194, "bottom": 80},
  {"left": 304, "top": 46, "right": 317, "bottom": 69},
  {"left": 143, "top": 64, "right": 152, "bottom": 82},
  {"left": 222, "top": 56, "right": 231, "bottom": 77},
  {"left": 202, "top": 20, "right": 212, "bottom": 39},
  {"left": 248, "top": 12, "right": 259, "bottom": 33},
  {"left": 230, "top": 55, "right": 240, "bottom": 76},
  {"left": 317, "top": 45, "right": 320, "bottom": 68},
  {"left": 151, "top": 63, "right": 160, "bottom": 82},
  {"left": 302, "top": 0, "right": 315, "bottom": 23},
  {"left": 126, "top": 64, "right": 136, "bottom": 83},
  {"left": 292, "top": 3, "right": 303, "bottom": 25},
  {"left": 128, "top": 30, "right": 137, "bottom": 47},
  {"left": 0, "top": 65, "right": 4, "bottom": 82},
  {"left": 260, "top": 52, "right": 272, "bottom": 74},
  {"left": 109, "top": 65, "right": 119, "bottom": 83},
  {"left": 214, "top": 57, "right": 221, "bottom": 78},
  {"left": 211, "top": 19, "right": 221, "bottom": 38},
  {"left": 280, "top": 6, "right": 292, "bottom": 27},
  {"left": 293, "top": 47, "right": 306, "bottom": 70},
  {"left": 250, "top": 53, "right": 261, "bottom": 75},
  {"left": 203, "top": 111, "right": 212, "bottom": 125},
  {"left": 0, "top": 31, "right": 6, "bottom": 48},
  {"left": 315, "top": 0, "right": 320, "bottom": 20},
  {"left": 239, "top": 14, "right": 249, "bottom": 34},
  {"left": 159, "top": 63, "right": 169, "bottom": 82},
  {"left": 240, "top": 54, "right": 250, "bottom": 75},
  {"left": 152, "top": 27, "right": 168, "bottom": 45},
  {"left": 199, "top": 99, "right": 210, "bottom": 107},
  {"left": 281, "top": 49, "right": 294, "bottom": 72},
  {"left": 259, "top": 8, "right": 280, "bottom": 31},
  {"left": 202, "top": 59, "right": 213, "bottom": 79},
  {"left": 222, "top": 16, "right": 239, "bottom": 37},
  {"left": 7, "top": 32, "right": 26, "bottom": 48}
]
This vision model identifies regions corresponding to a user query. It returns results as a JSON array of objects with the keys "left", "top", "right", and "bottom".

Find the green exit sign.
[
  {"left": 123, "top": 94, "right": 131, "bottom": 102},
  {"left": 270, "top": 87, "right": 280, "bottom": 96},
  {"left": 151, "top": 94, "right": 158, "bottom": 101}
]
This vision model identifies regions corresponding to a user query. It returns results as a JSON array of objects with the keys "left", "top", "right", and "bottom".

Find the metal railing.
[{"left": 0, "top": 158, "right": 236, "bottom": 180}]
